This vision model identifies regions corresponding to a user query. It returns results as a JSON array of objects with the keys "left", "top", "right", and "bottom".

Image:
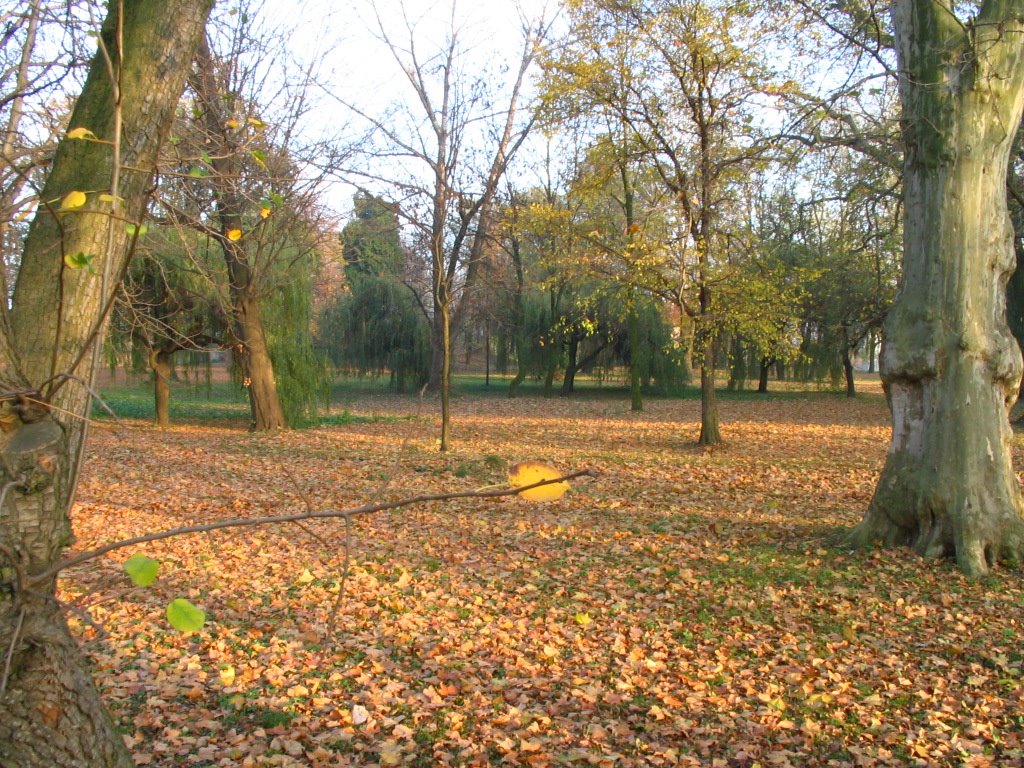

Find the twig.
[
  {"left": 0, "top": 606, "right": 25, "bottom": 698},
  {"left": 28, "top": 469, "right": 596, "bottom": 586},
  {"left": 279, "top": 465, "right": 331, "bottom": 549},
  {"left": 325, "top": 514, "right": 352, "bottom": 640}
]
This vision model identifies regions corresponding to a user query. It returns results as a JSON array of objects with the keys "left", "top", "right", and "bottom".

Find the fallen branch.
[{"left": 28, "top": 469, "right": 596, "bottom": 586}]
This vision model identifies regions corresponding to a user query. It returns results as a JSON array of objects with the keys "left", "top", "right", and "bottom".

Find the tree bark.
[
  {"left": 0, "top": 1, "right": 212, "bottom": 764},
  {"left": 151, "top": 348, "right": 172, "bottom": 427},
  {"left": 698, "top": 332, "right": 721, "bottom": 446},
  {"left": 855, "top": 0, "right": 1024, "bottom": 576}
]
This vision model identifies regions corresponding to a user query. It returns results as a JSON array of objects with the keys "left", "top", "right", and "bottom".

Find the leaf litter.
[{"left": 63, "top": 388, "right": 1024, "bottom": 767}]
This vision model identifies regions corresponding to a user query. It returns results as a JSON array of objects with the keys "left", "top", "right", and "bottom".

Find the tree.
[
  {"left": 320, "top": 193, "right": 430, "bottom": 392},
  {"left": 543, "top": 0, "right": 785, "bottom": 444},
  {"left": 0, "top": 1, "right": 212, "bottom": 764},
  {"left": 115, "top": 231, "right": 229, "bottom": 427},
  {"left": 339, "top": 0, "right": 548, "bottom": 450},
  {"left": 853, "top": 0, "right": 1024, "bottom": 576},
  {"left": 158, "top": 2, "right": 334, "bottom": 431}
]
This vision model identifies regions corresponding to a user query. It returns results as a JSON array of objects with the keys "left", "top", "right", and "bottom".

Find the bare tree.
[{"left": 336, "top": 0, "right": 551, "bottom": 450}]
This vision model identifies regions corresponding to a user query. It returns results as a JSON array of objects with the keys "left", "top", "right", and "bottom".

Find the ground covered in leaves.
[{"left": 64, "top": 381, "right": 1024, "bottom": 767}]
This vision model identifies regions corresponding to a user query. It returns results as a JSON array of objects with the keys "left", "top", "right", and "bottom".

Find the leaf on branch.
[
  {"left": 225, "top": 119, "right": 240, "bottom": 130},
  {"left": 226, "top": 229, "right": 243, "bottom": 241},
  {"left": 260, "top": 206, "right": 272, "bottom": 219},
  {"left": 123, "top": 554, "right": 159, "bottom": 587},
  {"left": 125, "top": 223, "right": 149, "bottom": 237},
  {"left": 60, "top": 190, "right": 87, "bottom": 210},
  {"left": 166, "top": 598, "right": 206, "bottom": 632},
  {"left": 509, "top": 461, "right": 569, "bottom": 502},
  {"left": 250, "top": 149, "right": 267, "bottom": 170},
  {"left": 66, "top": 127, "right": 96, "bottom": 140}
]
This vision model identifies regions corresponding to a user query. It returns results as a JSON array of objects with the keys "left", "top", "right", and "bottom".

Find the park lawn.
[{"left": 64, "top": 383, "right": 1024, "bottom": 767}]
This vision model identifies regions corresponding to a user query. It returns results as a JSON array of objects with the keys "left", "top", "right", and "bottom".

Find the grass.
[{"left": 96, "top": 368, "right": 883, "bottom": 426}]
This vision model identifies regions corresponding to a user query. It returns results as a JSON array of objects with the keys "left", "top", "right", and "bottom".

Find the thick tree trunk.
[
  {"left": 855, "top": 1, "right": 1024, "bottom": 576},
  {"left": 0, "top": 1, "right": 212, "bottom": 764},
  {"left": 151, "top": 348, "right": 172, "bottom": 427},
  {"left": 758, "top": 358, "right": 770, "bottom": 394},
  {"left": 235, "top": 296, "right": 285, "bottom": 431}
]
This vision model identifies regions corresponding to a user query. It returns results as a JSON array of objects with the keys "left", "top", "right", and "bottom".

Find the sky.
[{"left": 257, "top": 0, "right": 560, "bottom": 217}]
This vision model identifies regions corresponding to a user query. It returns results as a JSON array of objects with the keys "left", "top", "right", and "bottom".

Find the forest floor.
[{"left": 63, "top": 377, "right": 1024, "bottom": 767}]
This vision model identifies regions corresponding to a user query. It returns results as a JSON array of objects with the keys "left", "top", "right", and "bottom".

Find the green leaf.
[
  {"left": 188, "top": 167, "right": 209, "bottom": 178},
  {"left": 166, "top": 598, "right": 206, "bottom": 632},
  {"left": 125, "top": 223, "right": 149, "bottom": 237},
  {"left": 250, "top": 149, "right": 267, "bottom": 170},
  {"left": 123, "top": 554, "right": 159, "bottom": 587},
  {"left": 63, "top": 252, "right": 94, "bottom": 270}
]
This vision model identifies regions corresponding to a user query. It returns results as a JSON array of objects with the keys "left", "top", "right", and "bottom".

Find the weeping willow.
[
  {"left": 263, "top": 252, "right": 330, "bottom": 427},
  {"left": 319, "top": 275, "right": 430, "bottom": 393}
]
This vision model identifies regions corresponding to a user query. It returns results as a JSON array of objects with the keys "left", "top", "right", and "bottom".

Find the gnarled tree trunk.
[
  {"left": 854, "top": 0, "right": 1024, "bottom": 576},
  {"left": 0, "top": 2, "right": 212, "bottom": 765}
]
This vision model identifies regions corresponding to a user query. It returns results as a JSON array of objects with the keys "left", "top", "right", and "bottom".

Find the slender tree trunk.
[
  {"left": 698, "top": 331, "right": 721, "bottom": 446},
  {"left": 842, "top": 348, "right": 856, "bottom": 398},
  {"left": 855, "top": 1, "right": 1024, "bottom": 575},
  {"left": 151, "top": 348, "right": 172, "bottom": 427},
  {"left": 0, "top": 2, "right": 212, "bottom": 764},
  {"left": 628, "top": 306, "right": 642, "bottom": 411},
  {"left": 439, "top": 303, "right": 451, "bottom": 451},
  {"left": 561, "top": 336, "right": 580, "bottom": 396}
]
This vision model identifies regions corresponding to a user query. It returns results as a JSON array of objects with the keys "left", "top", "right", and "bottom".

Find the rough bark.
[
  {"left": 854, "top": 0, "right": 1024, "bottom": 575},
  {"left": 0, "top": 1, "right": 213, "bottom": 765}
]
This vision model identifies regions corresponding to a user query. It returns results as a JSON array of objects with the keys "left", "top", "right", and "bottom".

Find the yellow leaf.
[
  {"left": 296, "top": 568, "right": 315, "bottom": 585},
  {"left": 218, "top": 665, "right": 236, "bottom": 686},
  {"left": 574, "top": 612, "right": 592, "bottom": 627},
  {"left": 226, "top": 228, "right": 243, "bottom": 241},
  {"left": 225, "top": 119, "right": 240, "bottom": 129},
  {"left": 60, "top": 190, "right": 87, "bottom": 210},
  {"left": 509, "top": 461, "right": 569, "bottom": 502},
  {"left": 260, "top": 207, "right": 271, "bottom": 219},
  {"left": 66, "top": 127, "right": 96, "bottom": 140},
  {"left": 379, "top": 742, "right": 402, "bottom": 766}
]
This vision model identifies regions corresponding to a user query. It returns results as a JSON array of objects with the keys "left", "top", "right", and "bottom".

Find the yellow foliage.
[
  {"left": 60, "top": 190, "right": 87, "bottom": 210},
  {"left": 226, "top": 228, "right": 243, "bottom": 241},
  {"left": 509, "top": 461, "right": 569, "bottom": 502}
]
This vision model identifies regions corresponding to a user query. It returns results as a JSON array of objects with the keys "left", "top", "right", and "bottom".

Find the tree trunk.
[
  {"left": 855, "top": 1, "right": 1024, "bottom": 576},
  {"left": 698, "top": 331, "right": 721, "bottom": 446},
  {"left": 151, "top": 348, "right": 172, "bottom": 427},
  {"left": 439, "top": 303, "right": 452, "bottom": 451},
  {"left": 628, "top": 306, "right": 642, "bottom": 411},
  {"left": 561, "top": 335, "right": 580, "bottom": 396},
  {"left": 191, "top": 38, "right": 285, "bottom": 432},
  {"left": 235, "top": 296, "right": 285, "bottom": 431},
  {"left": 758, "top": 357, "right": 770, "bottom": 394},
  {"left": 0, "top": 1, "right": 212, "bottom": 764},
  {"left": 842, "top": 348, "right": 856, "bottom": 399}
]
